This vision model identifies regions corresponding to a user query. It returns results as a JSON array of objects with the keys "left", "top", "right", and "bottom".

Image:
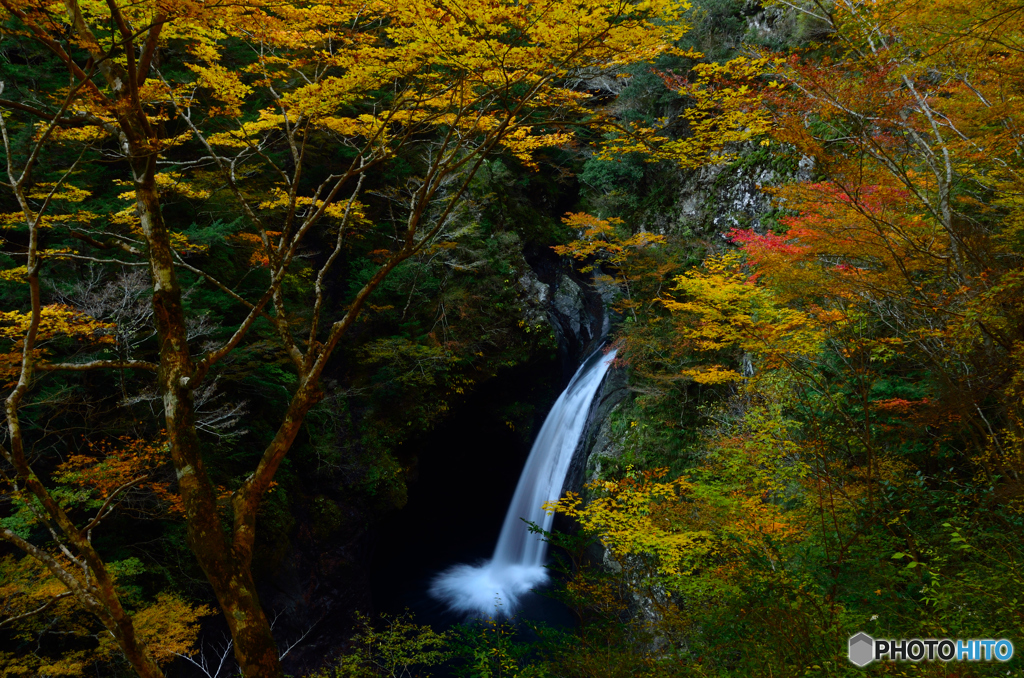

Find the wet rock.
[
  {"left": 516, "top": 265, "right": 552, "bottom": 329},
  {"left": 551, "top": 273, "right": 589, "bottom": 342},
  {"left": 585, "top": 405, "right": 625, "bottom": 481},
  {"left": 563, "top": 362, "right": 629, "bottom": 495},
  {"left": 567, "top": 66, "right": 631, "bottom": 98}
]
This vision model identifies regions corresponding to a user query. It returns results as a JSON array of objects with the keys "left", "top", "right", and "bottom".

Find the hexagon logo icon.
[{"left": 848, "top": 632, "right": 875, "bottom": 667}]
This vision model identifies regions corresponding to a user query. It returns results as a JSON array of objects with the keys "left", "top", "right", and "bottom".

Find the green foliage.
[
  {"left": 313, "top": 612, "right": 450, "bottom": 678},
  {"left": 450, "top": 619, "right": 549, "bottom": 678}
]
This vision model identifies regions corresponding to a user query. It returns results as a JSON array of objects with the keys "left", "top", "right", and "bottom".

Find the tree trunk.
[{"left": 133, "top": 158, "right": 284, "bottom": 678}]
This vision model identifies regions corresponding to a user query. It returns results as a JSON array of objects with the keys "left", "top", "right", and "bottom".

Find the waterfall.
[{"left": 429, "top": 348, "right": 617, "bottom": 617}]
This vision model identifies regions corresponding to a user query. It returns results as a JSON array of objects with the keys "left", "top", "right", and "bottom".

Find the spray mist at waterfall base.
[
  {"left": 429, "top": 562, "right": 548, "bottom": 617},
  {"left": 428, "top": 349, "right": 616, "bottom": 618}
]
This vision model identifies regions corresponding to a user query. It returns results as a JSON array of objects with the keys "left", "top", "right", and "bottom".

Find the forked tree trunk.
[{"left": 133, "top": 158, "right": 285, "bottom": 678}]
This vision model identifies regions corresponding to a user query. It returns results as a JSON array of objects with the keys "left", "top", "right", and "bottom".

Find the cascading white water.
[{"left": 429, "top": 348, "right": 617, "bottom": 617}]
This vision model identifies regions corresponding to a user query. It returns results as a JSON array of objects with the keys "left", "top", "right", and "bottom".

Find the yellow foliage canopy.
[
  {"left": 547, "top": 468, "right": 713, "bottom": 576},
  {"left": 600, "top": 57, "right": 777, "bottom": 168},
  {"left": 0, "top": 305, "right": 116, "bottom": 386},
  {"left": 660, "top": 253, "right": 824, "bottom": 382},
  {"left": 0, "top": 556, "right": 211, "bottom": 676}
]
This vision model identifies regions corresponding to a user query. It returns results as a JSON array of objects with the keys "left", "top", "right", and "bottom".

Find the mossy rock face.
[{"left": 310, "top": 496, "right": 345, "bottom": 541}]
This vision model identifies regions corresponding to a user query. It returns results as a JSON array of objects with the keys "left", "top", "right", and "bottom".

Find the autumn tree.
[
  {"left": 0, "top": 0, "right": 689, "bottom": 675},
  {"left": 537, "top": 0, "right": 1024, "bottom": 671},
  {"left": 751, "top": 0, "right": 1024, "bottom": 483}
]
